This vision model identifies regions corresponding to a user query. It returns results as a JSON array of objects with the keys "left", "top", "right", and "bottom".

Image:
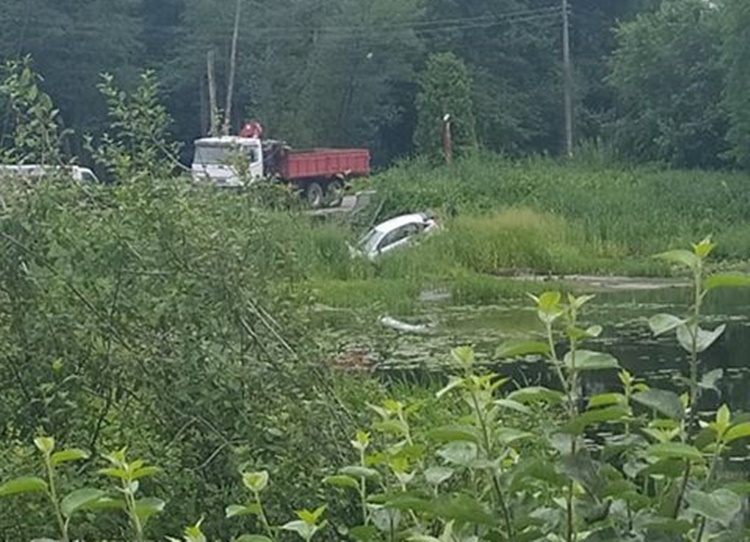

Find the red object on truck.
[{"left": 279, "top": 148, "right": 370, "bottom": 180}]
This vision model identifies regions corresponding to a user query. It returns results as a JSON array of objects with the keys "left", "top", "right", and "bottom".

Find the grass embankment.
[{"left": 303, "top": 154, "right": 750, "bottom": 312}]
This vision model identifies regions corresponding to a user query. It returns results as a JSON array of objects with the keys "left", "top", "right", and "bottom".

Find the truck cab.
[{"left": 191, "top": 136, "right": 264, "bottom": 187}]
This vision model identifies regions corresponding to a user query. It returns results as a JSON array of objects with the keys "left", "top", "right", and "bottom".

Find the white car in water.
[{"left": 352, "top": 212, "right": 440, "bottom": 260}]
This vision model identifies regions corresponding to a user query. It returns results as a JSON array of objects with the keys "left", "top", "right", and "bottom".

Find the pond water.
[
  {"left": 321, "top": 283, "right": 750, "bottom": 417},
  {"left": 320, "top": 281, "right": 750, "bottom": 479}
]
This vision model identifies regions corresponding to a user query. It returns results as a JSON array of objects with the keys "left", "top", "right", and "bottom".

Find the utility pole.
[
  {"left": 222, "top": 0, "right": 242, "bottom": 136},
  {"left": 562, "top": 0, "right": 574, "bottom": 157},
  {"left": 206, "top": 50, "right": 219, "bottom": 136},
  {"left": 442, "top": 114, "right": 453, "bottom": 166}
]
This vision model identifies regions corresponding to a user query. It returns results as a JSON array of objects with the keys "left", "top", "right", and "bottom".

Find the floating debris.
[{"left": 379, "top": 316, "right": 435, "bottom": 335}]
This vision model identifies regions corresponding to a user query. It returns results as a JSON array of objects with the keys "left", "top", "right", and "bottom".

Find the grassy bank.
[{"left": 366, "top": 153, "right": 750, "bottom": 260}]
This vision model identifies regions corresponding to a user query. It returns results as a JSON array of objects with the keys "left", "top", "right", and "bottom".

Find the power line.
[
  {"left": 0, "top": 12, "right": 562, "bottom": 44},
  {"left": 0, "top": 5, "right": 560, "bottom": 35}
]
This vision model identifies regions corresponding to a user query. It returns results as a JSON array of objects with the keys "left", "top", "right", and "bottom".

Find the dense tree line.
[{"left": 0, "top": 0, "right": 747, "bottom": 168}]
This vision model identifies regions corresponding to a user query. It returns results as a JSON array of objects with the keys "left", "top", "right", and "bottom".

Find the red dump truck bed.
[{"left": 279, "top": 148, "right": 370, "bottom": 181}]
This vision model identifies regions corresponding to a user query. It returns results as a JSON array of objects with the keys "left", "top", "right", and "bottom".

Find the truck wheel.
[
  {"left": 306, "top": 182, "right": 324, "bottom": 208},
  {"left": 326, "top": 179, "right": 344, "bottom": 207}
]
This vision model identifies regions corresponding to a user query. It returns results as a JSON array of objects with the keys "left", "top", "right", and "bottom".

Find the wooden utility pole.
[
  {"left": 442, "top": 114, "right": 453, "bottom": 166},
  {"left": 222, "top": 0, "right": 242, "bottom": 136},
  {"left": 206, "top": 50, "right": 219, "bottom": 136},
  {"left": 562, "top": 0, "right": 574, "bottom": 157}
]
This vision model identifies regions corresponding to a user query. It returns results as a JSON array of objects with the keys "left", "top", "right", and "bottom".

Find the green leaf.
[
  {"left": 233, "top": 536, "right": 274, "bottom": 542},
  {"left": 134, "top": 497, "right": 165, "bottom": 522},
  {"left": 716, "top": 404, "right": 731, "bottom": 430},
  {"left": 496, "top": 427, "right": 535, "bottom": 444},
  {"left": 537, "top": 291, "right": 561, "bottom": 310},
  {"left": 450, "top": 346, "right": 475, "bottom": 367},
  {"left": 51, "top": 448, "right": 89, "bottom": 466},
  {"left": 699, "top": 368, "right": 723, "bottom": 392},
  {"left": 686, "top": 489, "right": 742, "bottom": 527},
  {"left": 61, "top": 488, "right": 105, "bottom": 518},
  {"left": 494, "top": 398, "right": 532, "bottom": 415},
  {"left": 322, "top": 475, "right": 359, "bottom": 490},
  {"left": 242, "top": 471, "right": 269, "bottom": 493},
  {"left": 430, "top": 494, "right": 495, "bottom": 525},
  {"left": 534, "top": 291, "right": 564, "bottom": 323},
  {"left": 655, "top": 249, "right": 700, "bottom": 270},
  {"left": 724, "top": 422, "right": 750, "bottom": 444},
  {"left": 427, "top": 425, "right": 479, "bottom": 443},
  {"left": 372, "top": 419, "right": 407, "bottom": 435},
  {"left": 507, "top": 386, "right": 565, "bottom": 404},
  {"left": 588, "top": 393, "right": 626, "bottom": 408},
  {"left": 692, "top": 237, "right": 715, "bottom": 259},
  {"left": 435, "top": 376, "right": 464, "bottom": 399},
  {"left": 131, "top": 465, "right": 160, "bottom": 480},
  {"left": 437, "top": 441, "right": 478, "bottom": 467},
  {"left": 340, "top": 466, "right": 380, "bottom": 480},
  {"left": 98, "top": 467, "right": 128, "bottom": 479},
  {"left": 565, "top": 406, "right": 629, "bottom": 434},
  {"left": 34, "top": 437, "right": 55, "bottom": 455},
  {"left": 0, "top": 477, "right": 48, "bottom": 497},
  {"left": 281, "top": 519, "right": 318, "bottom": 541},
  {"left": 564, "top": 350, "right": 619, "bottom": 371},
  {"left": 226, "top": 504, "right": 256, "bottom": 518},
  {"left": 632, "top": 389, "right": 685, "bottom": 420},
  {"left": 646, "top": 442, "right": 703, "bottom": 462},
  {"left": 676, "top": 324, "right": 725, "bottom": 354},
  {"left": 424, "top": 466, "right": 454, "bottom": 486},
  {"left": 705, "top": 273, "right": 750, "bottom": 291},
  {"left": 570, "top": 294, "right": 596, "bottom": 310},
  {"left": 495, "top": 340, "right": 550, "bottom": 359},
  {"left": 648, "top": 314, "right": 685, "bottom": 337}
]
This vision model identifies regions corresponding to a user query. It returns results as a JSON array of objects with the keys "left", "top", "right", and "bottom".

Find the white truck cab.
[{"left": 191, "top": 136, "right": 264, "bottom": 187}]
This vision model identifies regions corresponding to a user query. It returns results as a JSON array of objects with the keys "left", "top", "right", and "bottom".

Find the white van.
[{"left": 0, "top": 165, "right": 100, "bottom": 184}]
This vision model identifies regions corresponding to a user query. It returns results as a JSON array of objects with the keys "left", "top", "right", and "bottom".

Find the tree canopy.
[{"left": 0, "top": 0, "right": 747, "bottom": 169}]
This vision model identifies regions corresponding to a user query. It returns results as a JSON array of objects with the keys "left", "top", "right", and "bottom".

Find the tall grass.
[{"left": 371, "top": 152, "right": 750, "bottom": 259}]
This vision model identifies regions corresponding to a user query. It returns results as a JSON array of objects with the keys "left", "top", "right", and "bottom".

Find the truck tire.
[
  {"left": 325, "top": 178, "right": 344, "bottom": 207},
  {"left": 306, "top": 182, "right": 324, "bottom": 209}
]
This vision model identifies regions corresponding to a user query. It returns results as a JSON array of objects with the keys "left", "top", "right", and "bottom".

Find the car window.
[
  {"left": 80, "top": 170, "right": 97, "bottom": 183},
  {"left": 378, "top": 223, "right": 417, "bottom": 251},
  {"left": 358, "top": 229, "right": 382, "bottom": 254}
]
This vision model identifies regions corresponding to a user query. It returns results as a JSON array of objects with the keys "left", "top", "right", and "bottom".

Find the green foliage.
[
  {"left": 721, "top": 0, "right": 750, "bottom": 168},
  {"left": 414, "top": 52, "right": 477, "bottom": 159},
  {"left": 0, "top": 436, "right": 162, "bottom": 542},
  {"left": 0, "top": 178, "right": 371, "bottom": 540},
  {"left": 608, "top": 0, "right": 728, "bottom": 168},
  {"left": 1, "top": 163, "right": 750, "bottom": 542},
  {"left": 87, "top": 71, "right": 181, "bottom": 180},
  {"left": 0, "top": 57, "right": 68, "bottom": 164}
]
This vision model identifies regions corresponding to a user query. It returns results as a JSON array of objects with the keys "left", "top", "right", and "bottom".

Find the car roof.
[{"left": 373, "top": 213, "right": 428, "bottom": 232}]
